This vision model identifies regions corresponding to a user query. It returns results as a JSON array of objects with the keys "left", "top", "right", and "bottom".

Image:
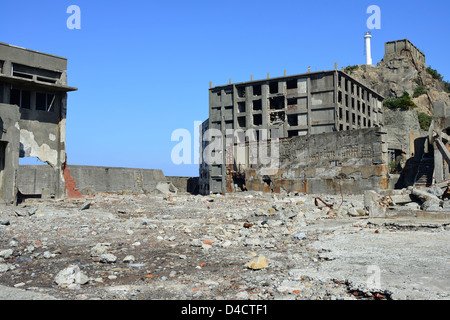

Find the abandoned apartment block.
[
  {"left": 0, "top": 42, "right": 77, "bottom": 204},
  {"left": 199, "top": 68, "right": 385, "bottom": 195}
]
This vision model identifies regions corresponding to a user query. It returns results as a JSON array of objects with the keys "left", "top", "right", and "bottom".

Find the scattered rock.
[
  {"left": 0, "top": 249, "right": 13, "bottom": 259},
  {"left": 421, "top": 198, "right": 442, "bottom": 211},
  {"left": 80, "top": 201, "right": 91, "bottom": 210},
  {"left": 55, "top": 265, "right": 89, "bottom": 286},
  {"left": 293, "top": 233, "right": 306, "bottom": 240},
  {"left": 99, "top": 253, "right": 117, "bottom": 264},
  {"left": 244, "top": 256, "right": 268, "bottom": 270},
  {"left": 90, "top": 243, "right": 111, "bottom": 257},
  {"left": 123, "top": 255, "right": 135, "bottom": 263},
  {"left": 0, "top": 264, "right": 13, "bottom": 273}
]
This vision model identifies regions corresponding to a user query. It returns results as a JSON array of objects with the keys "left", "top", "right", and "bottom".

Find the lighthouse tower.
[{"left": 364, "top": 31, "right": 373, "bottom": 65}]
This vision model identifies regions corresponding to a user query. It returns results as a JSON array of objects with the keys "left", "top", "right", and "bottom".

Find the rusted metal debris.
[{"left": 314, "top": 197, "right": 334, "bottom": 209}]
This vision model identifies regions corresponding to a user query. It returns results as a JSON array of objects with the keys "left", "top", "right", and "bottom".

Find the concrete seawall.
[{"left": 17, "top": 165, "right": 197, "bottom": 196}]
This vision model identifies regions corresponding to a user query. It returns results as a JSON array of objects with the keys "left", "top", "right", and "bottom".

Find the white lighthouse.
[{"left": 364, "top": 31, "right": 373, "bottom": 65}]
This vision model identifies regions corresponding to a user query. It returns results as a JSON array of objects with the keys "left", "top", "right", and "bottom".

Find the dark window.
[
  {"left": 287, "top": 114, "right": 298, "bottom": 126},
  {"left": 253, "top": 85, "right": 261, "bottom": 96},
  {"left": 287, "top": 98, "right": 297, "bottom": 106},
  {"left": 253, "top": 114, "right": 262, "bottom": 126},
  {"left": 21, "top": 90, "right": 31, "bottom": 109},
  {"left": 237, "top": 116, "right": 246, "bottom": 127},
  {"left": 288, "top": 130, "right": 298, "bottom": 137},
  {"left": 237, "top": 102, "right": 246, "bottom": 113},
  {"left": 253, "top": 100, "right": 262, "bottom": 110},
  {"left": 9, "top": 88, "right": 31, "bottom": 109},
  {"left": 36, "top": 92, "right": 55, "bottom": 112},
  {"left": 287, "top": 79, "right": 297, "bottom": 89},
  {"left": 237, "top": 87, "right": 245, "bottom": 98},
  {"left": 269, "top": 96, "right": 284, "bottom": 110},
  {"left": 10, "top": 88, "right": 21, "bottom": 106},
  {"left": 269, "top": 82, "right": 278, "bottom": 94},
  {"left": 36, "top": 93, "right": 46, "bottom": 110}
]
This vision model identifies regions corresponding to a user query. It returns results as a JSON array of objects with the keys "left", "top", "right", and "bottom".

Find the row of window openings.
[
  {"left": 338, "top": 76, "right": 369, "bottom": 99},
  {"left": 235, "top": 80, "right": 299, "bottom": 98},
  {"left": 338, "top": 92, "right": 371, "bottom": 115},
  {"left": 339, "top": 109, "right": 372, "bottom": 127},
  {"left": 237, "top": 98, "right": 298, "bottom": 113},
  {"left": 237, "top": 113, "right": 301, "bottom": 127},
  {"left": 10, "top": 88, "right": 56, "bottom": 112}
]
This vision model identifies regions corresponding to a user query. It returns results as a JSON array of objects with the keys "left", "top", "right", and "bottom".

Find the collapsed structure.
[
  {"left": 0, "top": 42, "right": 77, "bottom": 204},
  {"left": 199, "top": 39, "right": 450, "bottom": 196}
]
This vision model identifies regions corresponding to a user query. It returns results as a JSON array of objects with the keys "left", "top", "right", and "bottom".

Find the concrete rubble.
[
  {"left": 366, "top": 180, "right": 450, "bottom": 219},
  {"left": 0, "top": 191, "right": 448, "bottom": 300}
]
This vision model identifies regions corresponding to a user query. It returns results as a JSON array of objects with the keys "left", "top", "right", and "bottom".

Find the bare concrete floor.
[{"left": 0, "top": 192, "right": 448, "bottom": 300}]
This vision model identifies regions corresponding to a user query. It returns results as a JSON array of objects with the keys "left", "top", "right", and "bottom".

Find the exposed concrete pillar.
[{"left": 434, "top": 141, "right": 444, "bottom": 183}]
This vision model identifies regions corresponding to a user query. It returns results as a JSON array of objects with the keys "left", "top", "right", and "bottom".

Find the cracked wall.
[
  {"left": 0, "top": 42, "right": 76, "bottom": 202},
  {"left": 241, "top": 127, "right": 389, "bottom": 195}
]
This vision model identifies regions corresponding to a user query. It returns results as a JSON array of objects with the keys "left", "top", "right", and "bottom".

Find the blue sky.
[{"left": 2, "top": 0, "right": 449, "bottom": 177}]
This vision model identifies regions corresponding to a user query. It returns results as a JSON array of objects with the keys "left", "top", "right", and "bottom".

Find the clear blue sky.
[{"left": 2, "top": 0, "right": 449, "bottom": 177}]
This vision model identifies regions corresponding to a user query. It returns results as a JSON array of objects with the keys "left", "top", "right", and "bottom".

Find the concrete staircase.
[{"left": 413, "top": 155, "right": 434, "bottom": 187}]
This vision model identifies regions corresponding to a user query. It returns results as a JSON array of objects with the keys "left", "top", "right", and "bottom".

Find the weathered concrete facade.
[
  {"left": 243, "top": 127, "right": 389, "bottom": 194},
  {"left": 200, "top": 68, "right": 384, "bottom": 194},
  {"left": 0, "top": 42, "right": 77, "bottom": 203},
  {"left": 198, "top": 119, "right": 210, "bottom": 195},
  {"left": 17, "top": 165, "right": 194, "bottom": 196},
  {"left": 384, "top": 39, "right": 426, "bottom": 65}
]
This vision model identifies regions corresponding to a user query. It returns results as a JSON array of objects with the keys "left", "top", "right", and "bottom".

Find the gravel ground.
[{"left": 0, "top": 191, "right": 448, "bottom": 300}]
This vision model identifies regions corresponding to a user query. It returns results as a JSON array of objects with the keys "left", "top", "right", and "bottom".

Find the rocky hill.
[{"left": 345, "top": 39, "right": 450, "bottom": 116}]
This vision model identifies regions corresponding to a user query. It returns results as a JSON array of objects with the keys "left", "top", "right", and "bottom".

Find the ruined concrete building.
[
  {"left": 0, "top": 42, "right": 77, "bottom": 204},
  {"left": 199, "top": 66, "right": 385, "bottom": 195},
  {"left": 199, "top": 39, "right": 448, "bottom": 196}
]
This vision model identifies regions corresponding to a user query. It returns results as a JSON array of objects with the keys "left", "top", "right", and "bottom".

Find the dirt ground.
[{"left": 0, "top": 191, "right": 448, "bottom": 301}]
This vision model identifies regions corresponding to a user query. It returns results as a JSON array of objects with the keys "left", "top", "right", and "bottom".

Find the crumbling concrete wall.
[
  {"left": 0, "top": 42, "right": 77, "bottom": 202},
  {"left": 0, "top": 104, "right": 20, "bottom": 204},
  {"left": 383, "top": 108, "right": 428, "bottom": 188},
  {"left": 242, "top": 127, "right": 389, "bottom": 195},
  {"left": 18, "top": 165, "right": 169, "bottom": 196},
  {"left": 63, "top": 165, "right": 167, "bottom": 195},
  {"left": 166, "top": 176, "right": 199, "bottom": 194},
  {"left": 17, "top": 165, "right": 57, "bottom": 195}
]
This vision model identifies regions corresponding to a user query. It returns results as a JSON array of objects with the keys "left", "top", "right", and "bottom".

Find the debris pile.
[
  {"left": 0, "top": 191, "right": 448, "bottom": 300},
  {"left": 365, "top": 180, "right": 450, "bottom": 217}
]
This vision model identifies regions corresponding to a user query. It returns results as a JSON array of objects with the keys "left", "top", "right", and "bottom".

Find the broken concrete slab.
[
  {"left": 411, "top": 188, "right": 440, "bottom": 202},
  {"left": 365, "top": 190, "right": 387, "bottom": 218},
  {"left": 152, "top": 181, "right": 178, "bottom": 196}
]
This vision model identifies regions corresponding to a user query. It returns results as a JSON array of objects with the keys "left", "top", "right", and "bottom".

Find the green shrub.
[
  {"left": 344, "top": 65, "right": 359, "bottom": 74},
  {"left": 383, "top": 92, "right": 417, "bottom": 110},
  {"left": 413, "top": 85, "right": 426, "bottom": 98},
  {"left": 426, "top": 66, "right": 443, "bottom": 82},
  {"left": 443, "top": 81, "right": 450, "bottom": 93},
  {"left": 388, "top": 161, "right": 397, "bottom": 173},
  {"left": 417, "top": 112, "right": 432, "bottom": 130}
]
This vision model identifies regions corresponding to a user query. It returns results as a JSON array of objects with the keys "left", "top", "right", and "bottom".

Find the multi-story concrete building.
[
  {"left": 0, "top": 42, "right": 77, "bottom": 203},
  {"left": 199, "top": 67, "right": 385, "bottom": 194}
]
